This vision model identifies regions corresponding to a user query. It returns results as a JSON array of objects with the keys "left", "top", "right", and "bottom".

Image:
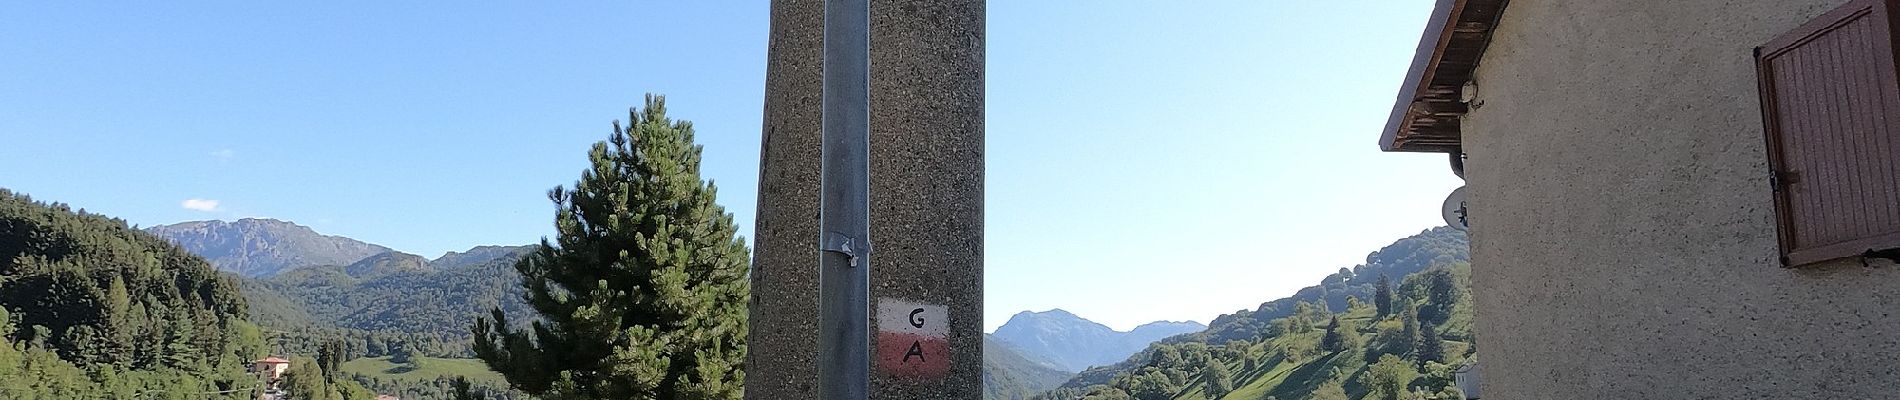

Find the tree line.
[{"left": 0, "top": 189, "right": 265, "bottom": 398}]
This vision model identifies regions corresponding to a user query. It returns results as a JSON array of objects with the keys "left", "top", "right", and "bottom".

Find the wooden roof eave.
[{"left": 1379, "top": 0, "right": 1509, "bottom": 153}]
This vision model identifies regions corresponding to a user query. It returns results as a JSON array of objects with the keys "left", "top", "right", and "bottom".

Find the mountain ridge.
[
  {"left": 145, "top": 218, "right": 392, "bottom": 277},
  {"left": 992, "top": 308, "right": 1207, "bottom": 373},
  {"left": 147, "top": 218, "right": 535, "bottom": 278}
]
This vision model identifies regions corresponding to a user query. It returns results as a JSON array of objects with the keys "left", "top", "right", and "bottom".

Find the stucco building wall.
[{"left": 1461, "top": 0, "right": 1900, "bottom": 398}]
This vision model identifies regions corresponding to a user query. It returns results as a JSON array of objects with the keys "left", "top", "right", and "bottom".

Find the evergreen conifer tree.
[
  {"left": 318, "top": 340, "right": 343, "bottom": 378},
  {"left": 1374, "top": 274, "right": 1394, "bottom": 317},
  {"left": 472, "top": 95, "right": 750, "bottom": 400},
  {"left": 1400, "top": 303, "right": 1422, "bottom": 361},
  {"left": 1421, "top": 268, "right": 1460, "bottom": 325},
  {"left": 1321, "top": 316, "right": 1347, "bottom": 353},
  {"left": 1417, "top": 322, "right": 1445, "bottom": 367}
]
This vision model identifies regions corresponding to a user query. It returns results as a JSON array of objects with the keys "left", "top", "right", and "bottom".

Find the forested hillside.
[
  {"left": 237, "top": 246, "right": 538, "bottom": 399},
  {"left": 0, "top": 189, "right": 268, "bottom": 398},
  {"left": 242, "top": 246, "right": 535, "bottom": 340},
  {"left": 1039, "top": 228, "right": 1473, "bottom": 400}
]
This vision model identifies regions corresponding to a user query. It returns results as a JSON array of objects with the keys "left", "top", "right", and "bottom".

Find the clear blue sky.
[{"left": 0, "top": 1, "right": 1460, "bottom": 332}]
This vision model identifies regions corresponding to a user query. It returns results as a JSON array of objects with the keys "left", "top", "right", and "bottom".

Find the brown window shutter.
[{"left": 1758, "top": 0, "right": 1900, "bottom": 266}]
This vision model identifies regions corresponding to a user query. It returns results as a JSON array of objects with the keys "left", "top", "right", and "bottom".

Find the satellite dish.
[{"left": 1442, "top": 186, "right": 1469, "bottom": 231}]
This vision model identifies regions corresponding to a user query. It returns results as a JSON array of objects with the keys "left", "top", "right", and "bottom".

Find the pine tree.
[
  {"left": 1421, "top": 268, "right": 1460, "bottom": 325},
  {"left": 100, "top": 276, "right": 134, "bottom": 367},
  {"left": 283, "top": 357, "right": 329, "bottom": 400},
  {"left": 160, "top": 314, "right": 200, "bottom": 370},
  {"left": 318, "top": 340, "right": 343, "bottom": 379},
  {"left": 472, "top": 95, "right": 751, "bottom": 400},
  {"left": 451, "top": 377, "right": 482, "bottom": 400},
  {"left": 1402, "top": 304, "right": 1421, "bottom": 358},
  {"left": 1417, "top": 322, "right": 1445, "bottom": 367},
  {"left": 1321, "top": 316, "right": 1346, "bottom": 353},
  {"left": 1374, "top": 274, "right": 1394, "bottom": 317}
]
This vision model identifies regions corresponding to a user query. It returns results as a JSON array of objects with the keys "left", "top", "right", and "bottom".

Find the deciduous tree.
[
  {"left": 1202, "top": 358, "right": 1234, "bottom": 399},
  {"left": 1360, "top": 354, "right": 1417, "bottom": 400}
]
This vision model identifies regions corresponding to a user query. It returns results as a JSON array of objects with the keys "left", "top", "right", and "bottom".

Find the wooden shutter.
[{"left": 1758, "top": 0, "right": 1900, "bottom": 266}]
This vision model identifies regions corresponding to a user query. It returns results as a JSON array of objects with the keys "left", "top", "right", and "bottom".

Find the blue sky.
[{"left": 0, "top": 1, "right": 1460, "bottom": 332}]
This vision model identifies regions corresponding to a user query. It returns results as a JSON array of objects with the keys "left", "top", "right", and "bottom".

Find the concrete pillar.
[{"left": 747, "top": 0, "right": 984, "bottom": 399}]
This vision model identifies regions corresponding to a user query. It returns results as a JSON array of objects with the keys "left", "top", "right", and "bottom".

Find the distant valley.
[
  {"left": 983, "top": 311, "right": 1205, "bottom": 400},
  {"left": 148, "top": 219, "right": 540, "bottom": 398},
  {"left": 994, "top": 309, "right": 1205, "bottom": 373},
  {"left": 147, "top": 218, "right": 1207, "bottom": 400},
  {"left": 147, "top": 219, "right": 539, "bottom": 336},
  {"left": 143, "top": 218, "right": 1472, "bottom": 400}
]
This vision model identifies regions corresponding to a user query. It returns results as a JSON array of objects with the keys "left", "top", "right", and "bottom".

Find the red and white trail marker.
[{"left": 875, "top": 298, "right": 950, "bottom": 379}]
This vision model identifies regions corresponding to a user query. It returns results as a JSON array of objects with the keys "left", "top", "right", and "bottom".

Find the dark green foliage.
[
  {"left": 241, "top": 248, "right": 535, "bottom": 342},
  {"left": 1309, "top": 380, "right": 1348, "bottom": 400},
  {"left": 472, "top": 95, "right": 751, "bottom": 399},
  {"left": 1320, "top": 316, "right": 1347, "bottom": 353},
  {"left": 1359, "top": 354, "right": 1415, "bottom": 400},
  {"left": 1417, "top": 322, "right": 1444, "bottom": 367},
  {"left": 1038, "top": 385, "right": 1133, "bottom": 400},
  {"left": 349, "top": 374, "right": 526, "bottom": 400},
  {"left": 389, "top": 340, "right": 415, "bottom": 365},
  {"left": 1121, "top": 368, "right": 1178, "bottom": 400},
  {"left": 283, "top": 356, "right": 377, "bottom": 400},
  {"left": 1417, "top": 268, "right": 1461, "bottom": 326},
  {"left": 452, "top": 377, "right": 478, "bottom": 400},
  {"left": 0, "top": 189, "right": 264, "bottom": 398},
  {"left": 1402, "top": 304, "right": 1421, "bottom": 359},
  {"left": 318, "top": 340, "right": 343, "bottom": 379},
  {"left": 1374, "top": 274, "right": 1395, "bottom": 317},
  {"left": 1200, "top": 358, "right": 1234, "bottom": 399}
]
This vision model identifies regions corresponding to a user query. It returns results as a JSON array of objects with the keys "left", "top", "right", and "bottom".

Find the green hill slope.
[
  {"left": 338, "top": 356, "right": 505, "bottom": 384},
  {"left": 1037, "top": 228, "right": 1474, "bottom": 400},
  {"left": 240, "top": 248, "right": 535, "bottom": 342}
]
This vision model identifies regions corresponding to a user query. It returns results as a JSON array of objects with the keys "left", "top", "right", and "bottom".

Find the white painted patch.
[{"left": 877, "top": 298, "right": 948, "bottom": 338}]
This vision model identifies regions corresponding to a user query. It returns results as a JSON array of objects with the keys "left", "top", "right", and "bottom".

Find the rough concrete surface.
[
  {"left": 1461, "top": 0, "right": 1900, "bottom": 398},
  {"left": 748, "top": 0, "right": 984, "bottom": 399}
]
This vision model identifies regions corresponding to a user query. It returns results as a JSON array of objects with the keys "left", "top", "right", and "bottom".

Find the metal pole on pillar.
[{"left": 818, "top": 0, "right": 871, "bottom": 398}]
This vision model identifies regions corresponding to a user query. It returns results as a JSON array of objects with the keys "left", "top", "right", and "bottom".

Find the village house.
[
  {"left": 250, "top": 356, "right": 291, "bottom": 382},
  {"left": 1382, "top": 0, "right": 1900, "bottom": 398}
]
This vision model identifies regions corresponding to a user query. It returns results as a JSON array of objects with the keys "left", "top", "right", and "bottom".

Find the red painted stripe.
[{"left": 875, "top": 332, "right": 951, "bottom": 379}]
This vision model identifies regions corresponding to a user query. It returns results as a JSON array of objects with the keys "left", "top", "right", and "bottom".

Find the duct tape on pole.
[
  {"left": 818, "top": 0, "right": 872, "bottom": 399},
  {"left": 1442, "top": 186, "right": 1469, "bottom": 231}
]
